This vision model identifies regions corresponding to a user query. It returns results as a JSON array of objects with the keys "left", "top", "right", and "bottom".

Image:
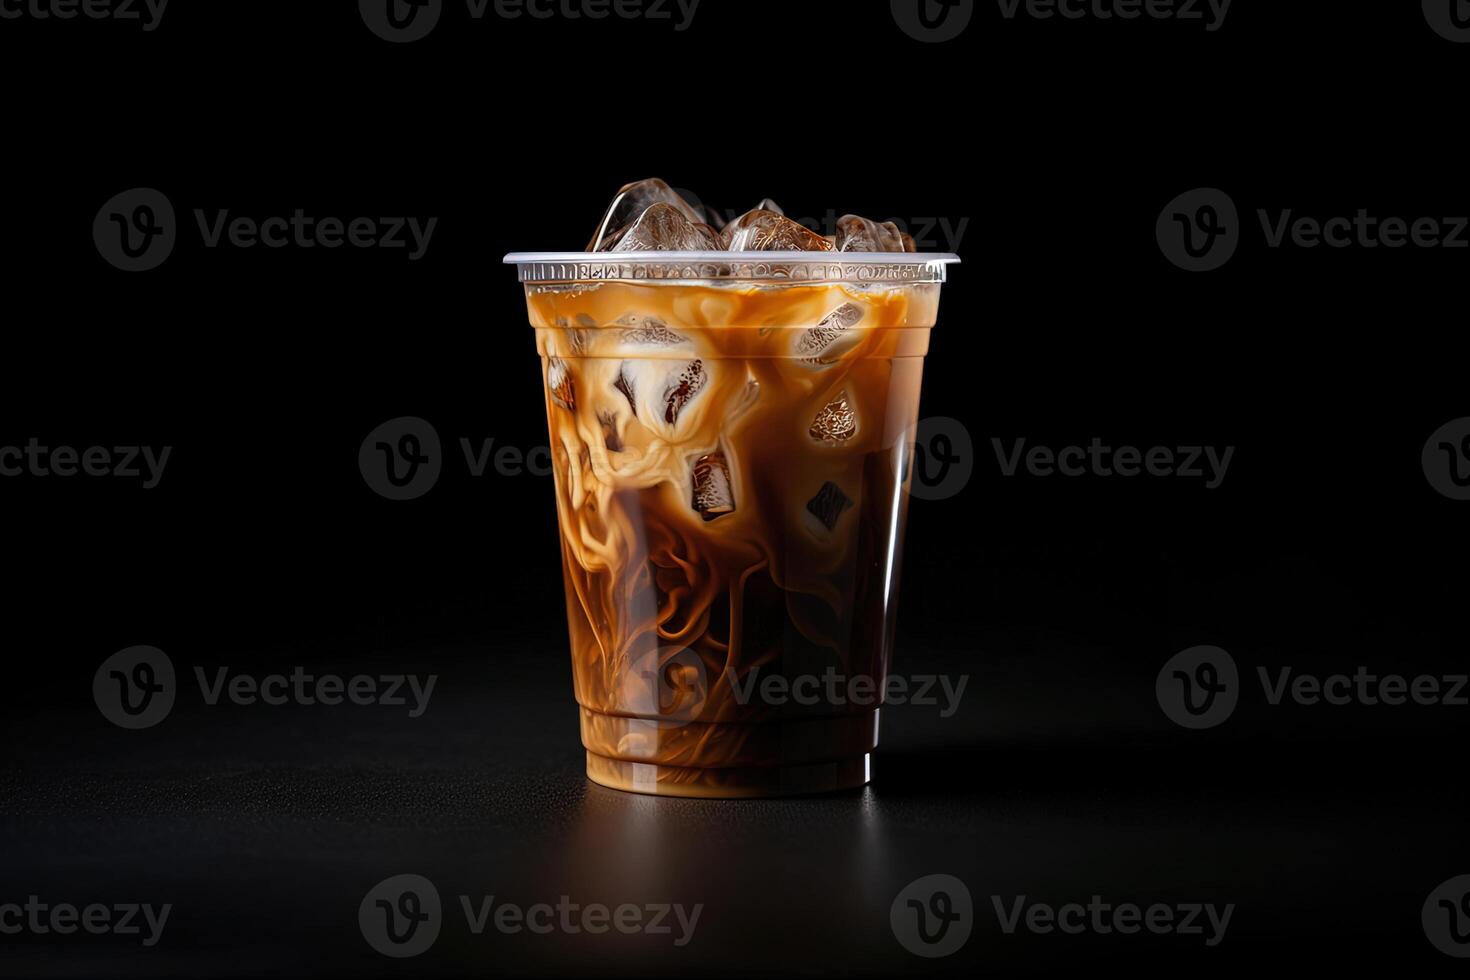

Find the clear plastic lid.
[{"left": 503, "top": 251, "right": 961, "bottom": 285}]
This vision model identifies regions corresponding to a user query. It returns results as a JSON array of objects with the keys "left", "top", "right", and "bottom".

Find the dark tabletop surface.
[{"left": 4, "top": 636, "right": 1465, "bottom": 978}]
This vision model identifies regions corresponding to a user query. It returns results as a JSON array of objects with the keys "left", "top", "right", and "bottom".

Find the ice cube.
[
  {"left": 835, "top": 214, "right": 910, "bottom": 252},
  {"left": 608, "top": 202, "right": 723, "bottom": 252},
  {"left": 609, "top": 202, "right": 721, "bottom": 252},
  {"left": 613, "top": 363, "right": 638, "bottom": 416},
  {"left": 588, "top": 178, "right": 706, "bottom": 252},
  {"left": 612, "top": 358, "right": 708, "bottom": 427},
  {"left": 615, "top": 314, "right": 691, "bottom": 348},
  {"left": 809, "top": 389, "right": 857, "bottom": 444},
  {"left": 722, "top": 209, "right": 834, "bottom": 252},
  {"left": 553, "top": 317, "right": 591, "bottom": 356},
  {"left": 692, "top": 453, "right": 735, "bottom": 520},
  {"left": 548, "top": 357, "right": 575, "bottom": 411},
  {"left": 795, "top": 303, "right": 864, "bottom": 363},
  {"left": 597, "top": 409, "right": 624, "bottom": 452},
  {"left": 756, "top": 198, "right": 785, "bottom": 216},
  {"left": 805, "top": 481, "right": 852, "bottom": 532},
  {"left": 696, "top": 203, "right": 728, "bottom": 232},
  {"left": 662, "top": 359, "right": 707, "bottom": 424}
]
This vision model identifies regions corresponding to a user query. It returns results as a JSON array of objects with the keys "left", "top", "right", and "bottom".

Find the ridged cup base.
[{"left": 585, "top": 751, "right": 871, "bottom": 799}]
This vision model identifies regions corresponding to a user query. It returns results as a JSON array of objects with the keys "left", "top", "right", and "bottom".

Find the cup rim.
[
  {"left": 503, "top": 251, "right": 961, "bottom": 285},
  {"left": 504, "top": 251, "right": 961, "bottom": 264}
]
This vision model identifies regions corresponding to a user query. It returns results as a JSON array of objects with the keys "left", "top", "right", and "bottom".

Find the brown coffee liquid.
[{"left": 526, "top": 281, "right": 939, "bottom": 797}]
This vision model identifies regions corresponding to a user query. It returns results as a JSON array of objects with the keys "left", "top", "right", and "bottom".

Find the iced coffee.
[{"left": 507, "top": 180, "right": 958, "bottom": 797}]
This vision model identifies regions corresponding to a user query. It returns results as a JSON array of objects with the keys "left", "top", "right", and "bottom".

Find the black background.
[{"left": 2, "top": 0, "right": 1468, "bottom": 976}]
